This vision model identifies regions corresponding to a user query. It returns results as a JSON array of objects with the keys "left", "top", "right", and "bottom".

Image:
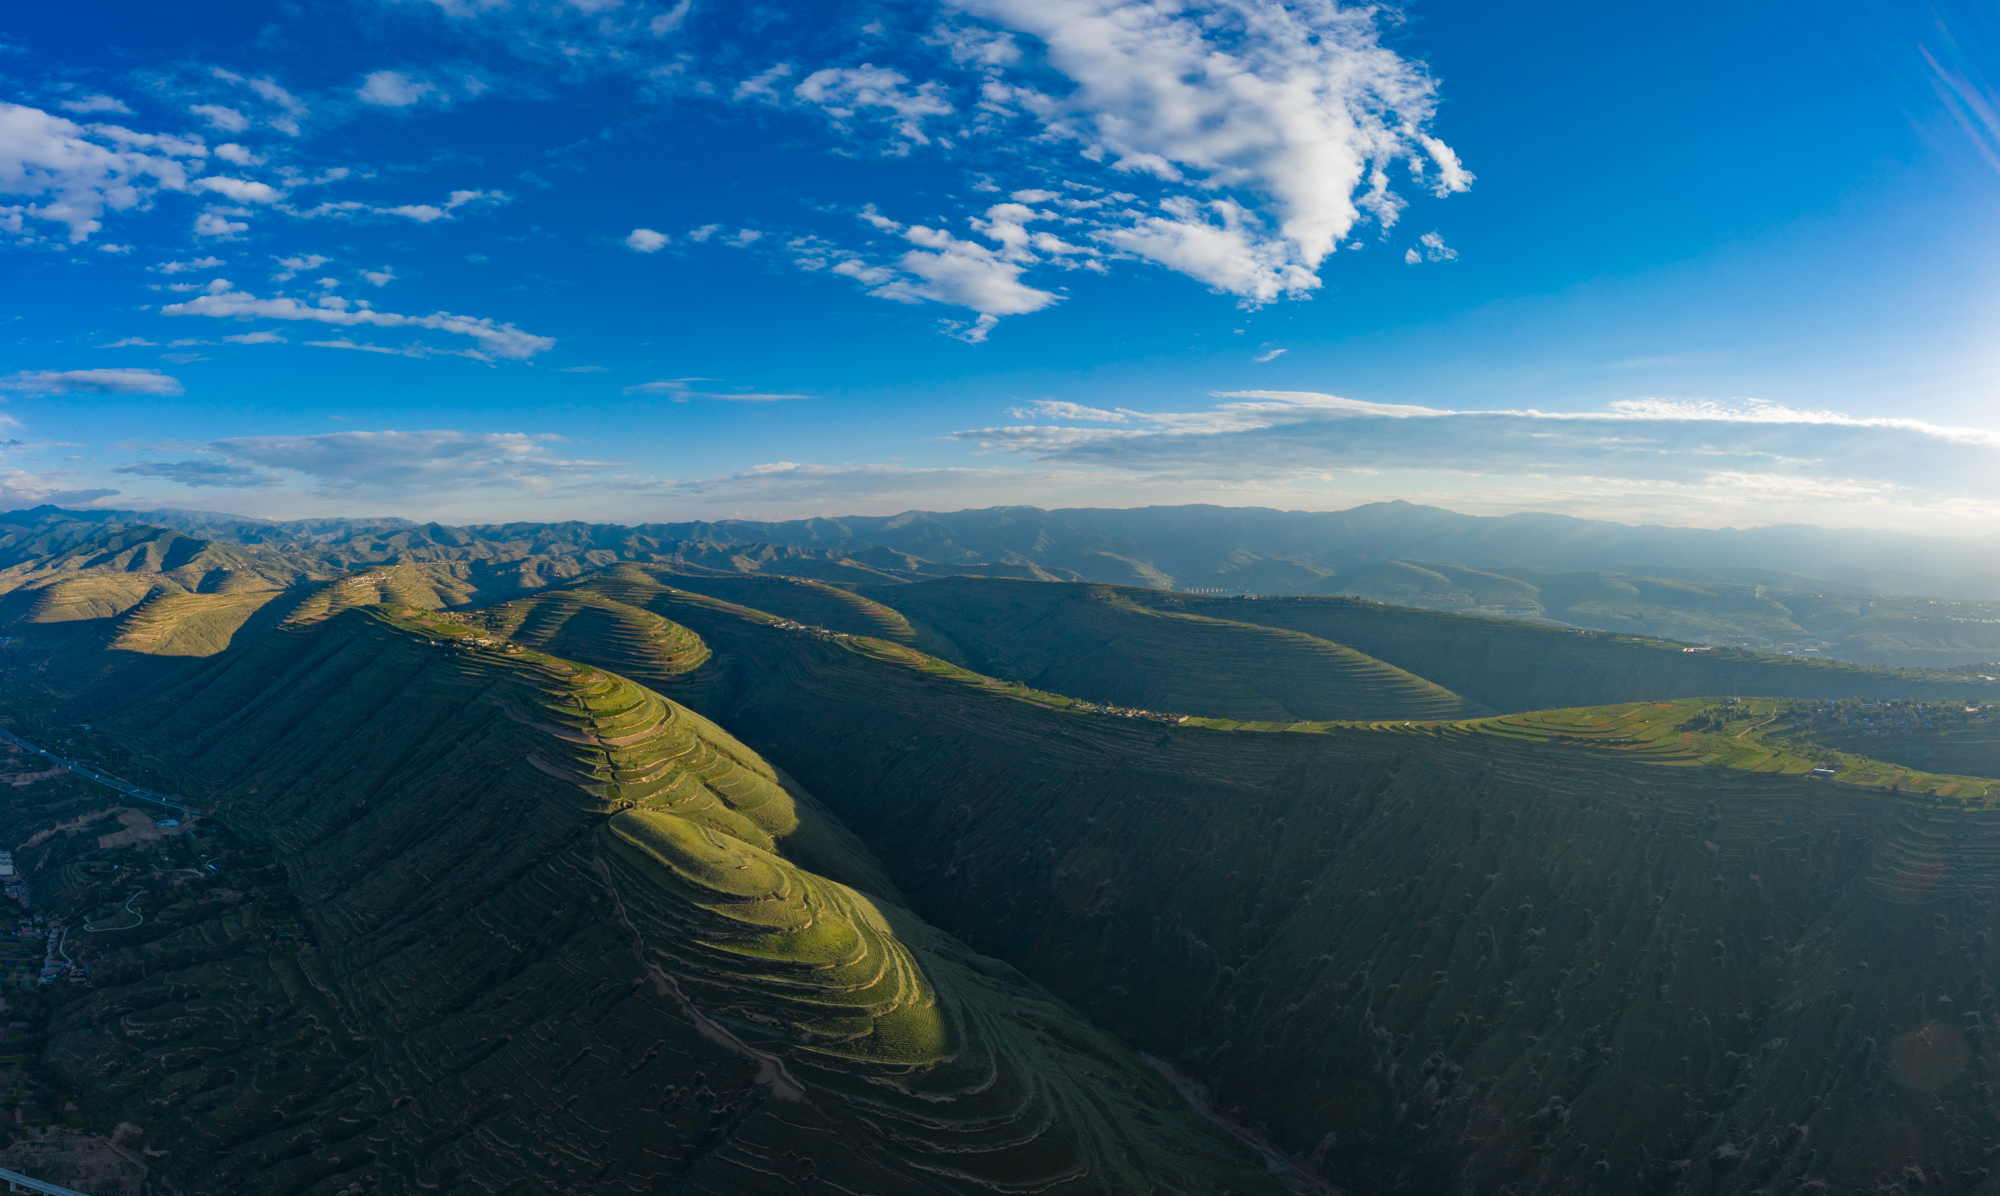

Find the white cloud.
[
  {"left": 1252, "top": 347, "right": 1286, "bottom": 362},
  {"left": 650, "top": 460, "right": 1141, "bottom": 512},
  {"left": 1, "top": 368, "right": 183, "bottom": 396},
  {"left": 59, "top": 95, "right": 131, "bottom": 115},
  {"left": 623, "top": 379, "right": 811, "bottom": 400},
  {"left": 650, "top": 0, "right": 691, "bottom": 34},
  {"left": 271, "top": 253, "right": 329, "bottom": 280},
  {"left": 687, "top": 223, "right": 720, "bottom": 242},
  {"left": 154, "top": 256, "right": 226, "bottom": 274},
  {"left": 1404, "top": 230, "right": 1456, "bottom": 264},
  {"left": 214, "top": 70, "right": 309, "bottom": 135},
  {"left": 794, "top": 65, "right": 954, "bottom": 147},
  {"left": 362, "top": 268, "right": 396, "bottom": 287},
  {"left": 0, "top": 103, "right": 201, "bottom": 242},
  {"left": 357, "top": 71, "right": 436, "bottom": 107},
  {"left": 1009, "top": 399, "right": 1133, "bottom": 421},
  {"left": 827, "top": 204, "right": 1062, "bottom": 339},
  {"left": 114, "top": 458, "right": 281, "bottom": 489},
  {"left": 625, "top": 227, "right": 669, "bottom": 252},
  {"left": 1099, "top": 196, "right": 1316, "bottom": 302},
  {"left": 223, "top": 331, "right": 286, "bottom": 344},
  {"left": 192, "top": 175, "right": 284, "bottom": 204},
  {"left": 735, "top": 64, "right": 795, "bottom": 101},
  {"left": 294, "top": 189, "right": 503, "bottom": 225},
  {"left": 214, "top": 143, "right": 266, "bottom": 166},
  {"left": 161, "top": 280, "right": 555, "bottom": 360},
  {"left": 207, "top": 429, "right": 613, "bottom": 491},
  {"left": 941, "top": 0, "right": 1468, "bottom": 301},
  {"left": 947, "top": 391, "right": 2000, "bottom": 504},
  {"left": 189, "top": 104, "right": 251, "bottom": 133},
  {"left": 193, "top": 212, "right": 248, "bottom": 237},
  {"left": 725, "top": 228, "right": 762, "bottom": 246}
]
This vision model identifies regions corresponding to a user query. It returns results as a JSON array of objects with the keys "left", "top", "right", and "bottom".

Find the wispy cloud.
[
  {"left": 154, "top": 429, "right": 620, "bottom": 493},
  {"left": 949, "top": 390, "right": 2000, "bottom": 498},
  {"left": 114, "top": 458, "right": 281, "bottom": 489},
  {"left": 162, "top": 280, "right": 553, "bottom": 360},
  {"left": 622, "top": 379, "right": 811, "bottom": 400},
  {"left": 1, "top": 369, "right": 183, "bottom": 396}
]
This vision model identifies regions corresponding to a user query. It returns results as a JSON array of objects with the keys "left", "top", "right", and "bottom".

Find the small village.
[{"left": 1076, "top": 703, "right": 1191, "bottom": 725}]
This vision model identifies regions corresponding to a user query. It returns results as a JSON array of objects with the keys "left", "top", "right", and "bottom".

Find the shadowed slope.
[
  {"left": 1118, "top": 592, "right": 2000, "bottom": 712},
  {"left": 49, "top": 603, "right": 1281, "bottom": 1195},
  {"left": 651, "top": 568, "right": 917, "bottom": 642},
  {"left": 855, "top": 576, "right": 1488, "bottom": 721},
  {"left": 526, "top": 585, "right": 2000, "bottom": 1196}
]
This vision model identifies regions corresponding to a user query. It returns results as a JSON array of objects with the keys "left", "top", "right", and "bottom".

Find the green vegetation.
[
  {"left": 648, "top": 568, "right": 917, "bottom": 641},
  {"left": 24, "top": 604, "right": 1278, "bottom": 1194},
  {"left": 859, "top": 575, "right": 1489, "bottom": 721},
  {"left": 480, "top": 584, "right": 712, "bottom": 682},
  {"left": 523, "top": 582, "right": 2000, "bottom": 1195},
  {"left": 1117, "top": 588, "right": 2000, "bottom": 711},
  {"left": 1753, "top": 697, "right": 2000, "bottom": 779},
  {"left": 19, "top": 512, "right": 2000, "bottom": 1194},
  {"left": 1335, "top": 560, "right": 2000, "bottom": 668}
]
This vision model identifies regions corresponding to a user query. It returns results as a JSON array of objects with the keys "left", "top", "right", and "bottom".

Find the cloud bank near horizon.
[{"left": 73, "top": 390, "right": 2000, "bottom": 532}]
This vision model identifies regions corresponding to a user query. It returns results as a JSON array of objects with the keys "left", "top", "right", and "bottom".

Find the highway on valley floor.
[{"left": 0, "top": 727, "right": 199, "bottom": 815}]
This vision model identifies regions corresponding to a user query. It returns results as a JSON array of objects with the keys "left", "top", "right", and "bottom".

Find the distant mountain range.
[
  {"left": 31, "top": 500, "right": 2000, "bottom": 598},
  {"left": 8, "top": 500, "right": 1999, "bottom": 667}
]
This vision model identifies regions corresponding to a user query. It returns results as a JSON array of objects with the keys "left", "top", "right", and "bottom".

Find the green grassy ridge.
[
  {"left": 649, "top": 567, "right": 918, "bottom": 642},
  {"left": 1116, "top": 589, "right": 2000, "bottom": 711},
  {"left": 479, "top": 585, "right": 713, "bottom": 683},
  {"left": 581, "top": 571, "right": 1997, "bottom": 803},
  {"left": 46, "top": 605, "right": 1280, "bottom": 1194},
  {"left": 1336, "top": 560, "right": 2000, "bottom": 670},
  {"left": 840, "top": 575, "right": 1488, "bottom": 722},
  {"left": 560, "top": 591, "right": 2000, "bottom": 1195}
]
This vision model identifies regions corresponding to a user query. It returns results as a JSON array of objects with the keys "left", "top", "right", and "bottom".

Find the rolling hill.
[
  {"left": 1114, "top": 590, "right": 2000, "bottom": 712},
  {"left": 857, "top": 575, "right": 1489, "bottom": 722},
  {"left": 10, "top": 518, "right": 2000, "bottom": 1193},
  {"left": 515, "top": 574, "right": 2000, "bottom": 1195},
  {"left": 22, "top": 599, "right": 1283, "bottom": 1194}
]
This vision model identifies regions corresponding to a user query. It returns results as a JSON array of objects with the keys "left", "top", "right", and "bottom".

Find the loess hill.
[
  {"left": 1109, "top": 588, "right": 2000, "bottom": 712},
  {"left": 13, "top": 533, "right": 2000, "bottom": 1194},
  {"left": 24, "top": 595, "right": 1283, "bottom": 1195},
  {"left": 496, "top": 566, "right": 2000, "bottom": 1196},
  {"left": 851, "top": 575, "right": 1489, "bottom": 722}
]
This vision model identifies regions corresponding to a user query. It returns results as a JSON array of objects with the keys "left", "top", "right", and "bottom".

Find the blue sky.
[{"left": 3, "top": 0, "right": 1998, "bottom": 529}]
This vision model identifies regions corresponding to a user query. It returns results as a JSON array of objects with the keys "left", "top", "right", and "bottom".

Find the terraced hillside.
[
  {"left": 508, "top": 579, "right": 2000, "bottom": 1195},
  {"left": 1117, "top": 590, "right": 2000, "bottom": 711},
  {"left": 481, "top": 584, "right": 713, "bottom": 682},
  {"left": 45, "top": 603, "right": 1280, "bottom": 1195},
  {"left": 857, "top": 575, "right": 1487, "bottom": 722}
]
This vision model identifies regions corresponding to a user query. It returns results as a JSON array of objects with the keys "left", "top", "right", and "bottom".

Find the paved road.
[
  {"left": 0, "top": 1162, "right": 92, "bottom": 1195},
  {"left": 0, "top": 728, "right": 199, "bottom": 815}
]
